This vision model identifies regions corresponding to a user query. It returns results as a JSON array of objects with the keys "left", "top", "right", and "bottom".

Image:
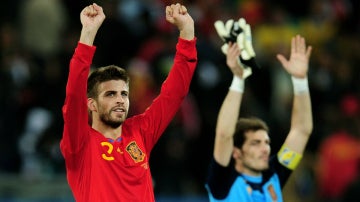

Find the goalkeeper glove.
[
  {"left": 237, "top": 18, "right": 260, "bottom": 70},
  {"left": 214, "top": 19, "right": 249, "bottom": 78}
]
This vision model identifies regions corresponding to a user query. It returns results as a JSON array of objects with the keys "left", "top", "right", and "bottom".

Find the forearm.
[
  {"left": 283, "top": 92, "right": 313, "bottom": 155},
  {"left": 179, "top": 26, "right": 194, "bottom": 40},
  {"left": 216, "top": 91, "right": 242, "bottom": 137},
  {"left": 79, "top": 28, "right": 98, "bottom": 46},
  {"left": 179, "top": 16, "right": 195, "bottom": 40},
  {"left": 291, "top": 93, "right": 313, "bottom": 135},
  {"left": 290, "top": 77, "right": 313, "bottom": 135},
  {"left": 162, "top": 38, "right": 197, "bottom": 97}
]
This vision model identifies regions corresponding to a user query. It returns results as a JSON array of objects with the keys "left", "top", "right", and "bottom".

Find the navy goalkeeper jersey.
[{"left": 205, "top": 155, "right": 292, "bottom": 202}]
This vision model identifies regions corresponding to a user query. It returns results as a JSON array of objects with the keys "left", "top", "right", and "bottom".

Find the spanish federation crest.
[{"left": 126, "top": 141, "right": 145, "bottom": 163}]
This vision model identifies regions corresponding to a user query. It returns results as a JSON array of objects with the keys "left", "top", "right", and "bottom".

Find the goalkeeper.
[{"left": 205, "top": 18, "right": 313, "bottom": 202}]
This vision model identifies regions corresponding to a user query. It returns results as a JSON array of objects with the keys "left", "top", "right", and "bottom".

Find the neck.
[
  {"left": 235, "top": 161, "right": 262, "bottom": 176},
  {"left": 242, "top": 168, "right": 262, "bottom": 176},
  {"left": 92, "top": 122, "right": 122, "bottom": 140}
]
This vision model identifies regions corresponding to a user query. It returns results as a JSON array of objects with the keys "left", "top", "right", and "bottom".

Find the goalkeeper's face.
[
  {"left": 94, "top": 79, "right": 130, "bottom": 128},
  {"left": 235, "top": 130, "right": 271, "bottom": 175}
]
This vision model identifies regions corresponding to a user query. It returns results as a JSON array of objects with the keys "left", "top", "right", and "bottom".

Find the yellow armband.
[{"left": 277, "top": 145, "right": 302, "bottom": 170}]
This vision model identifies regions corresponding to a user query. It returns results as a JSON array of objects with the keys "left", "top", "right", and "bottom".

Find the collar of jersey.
[
  {"left": 107, "top": 137, "right": 123, "bottom": 143},
  {"left": 241, "top": 173, "right": 262, "bottom": 183}
]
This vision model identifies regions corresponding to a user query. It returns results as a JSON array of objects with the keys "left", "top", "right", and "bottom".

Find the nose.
[
  {"left": 116, "top": 94, "right": 125, "bottom": 104},
  {"left": 261, "top": 143, "right": 270, "bottom": 154}
]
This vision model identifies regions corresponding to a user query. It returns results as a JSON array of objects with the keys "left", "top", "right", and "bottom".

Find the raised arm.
[
  {"left": 138, "top": 3, "right": 197, "bottom": 151},
  {"left": 61, "top": 3, "right": 105, "bottom": 155},
  {"left": 214, "top": 43, "right": 245, "bottom": 167},
  {"left": 276, "top": 35, "right": 313, "bottom": 156}
]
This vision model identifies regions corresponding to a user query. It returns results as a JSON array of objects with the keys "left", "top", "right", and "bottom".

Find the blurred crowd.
[{"left": 0, "top": 0, "right": 359, "bottom": 201}]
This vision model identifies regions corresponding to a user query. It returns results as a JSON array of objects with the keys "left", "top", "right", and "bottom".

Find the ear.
[
  {"left": 87, "top": 98, "right": 97, "bottom": 112},
  {"left": 232, "top": 147, "right": 242, "bottom": 159}
]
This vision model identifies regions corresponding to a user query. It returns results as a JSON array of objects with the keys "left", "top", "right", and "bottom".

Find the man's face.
[
  {"left": 238, "top": 130, "right": 271, "bottom": 175},
  {"left": 93, "top": 80, "right": 129, "bottom": 128}
]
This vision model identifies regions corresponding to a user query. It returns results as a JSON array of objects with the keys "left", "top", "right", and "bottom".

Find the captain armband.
[{"left": 277, "top": 144, "right": 302, "bottom": 170}]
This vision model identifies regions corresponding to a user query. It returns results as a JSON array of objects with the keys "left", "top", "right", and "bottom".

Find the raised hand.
[
  {"left": 79, "top": 3, "right": 106, "bottom": 45},
  {"left": 165, "top": 3, "right": 194, "bottom": 40},
  {"left": 226, "top": 42, "right": 245, "bottom": 78},
  {"left": 276, "top": 35, "right": 312, "bottom": 78},
  {"left": 80, "top": 3, "right": 105, "bottom": 30}
]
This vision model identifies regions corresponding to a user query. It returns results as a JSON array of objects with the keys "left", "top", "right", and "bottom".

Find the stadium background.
[{"left": 0, "top": 0, "right": 359, "bottom": 201}]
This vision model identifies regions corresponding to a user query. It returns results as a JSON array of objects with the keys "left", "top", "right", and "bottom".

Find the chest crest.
[
  {"left": 126, "top": 141, "right": 145, "bottom": 163},
  {"left": 267, "top": 184, "right": 278, "bottom": 201}
]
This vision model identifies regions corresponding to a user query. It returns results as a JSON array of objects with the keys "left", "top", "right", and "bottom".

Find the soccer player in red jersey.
[{"left": 60, "top": 3, "right": 196, "bottom": 202}]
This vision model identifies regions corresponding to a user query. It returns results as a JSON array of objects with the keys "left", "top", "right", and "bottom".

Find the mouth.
[
  {"left": 112, "top": 107, "right": 126, "bottom": 115},
  {"left": 260, "top": 155, "right": 269, "bottom": 162}
]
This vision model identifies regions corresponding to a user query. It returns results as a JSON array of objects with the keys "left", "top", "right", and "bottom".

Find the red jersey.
[{"left": 60, "top": 38, "right": 197, "bottom": 202}]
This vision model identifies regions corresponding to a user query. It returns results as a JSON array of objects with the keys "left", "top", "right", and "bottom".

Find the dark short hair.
[
  {"left": 233, "top": 117, "right": 269, "bottom": 148},
  {"left": 87, "top": 65, "right": 130, "bottom": 98}
]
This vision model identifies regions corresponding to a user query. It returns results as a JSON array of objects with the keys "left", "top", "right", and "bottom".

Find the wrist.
[
  {"left": 229, "top": 75, "right": 244, "bottom": 93},
  {"left": 179, "top": 26, "right": 195, "bottom": 40},
  {"left": 79, "top": 29, "right": 97, "bottom": 46},
  {"left": 291, "top": 76, "right": 309, "bottom": 94}
]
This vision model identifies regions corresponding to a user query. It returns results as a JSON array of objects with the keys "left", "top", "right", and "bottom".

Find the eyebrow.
[
  {"left": 121, "top": 90, "right": 129, "bottom": 94},
  {"left": 250, "top": 138, "right": 271, "bottom": 143},
  {"left": 250, "top": 139, "right": 261, "bottom": 143},
  {"left": 104, "top": 90, "right": 117, "bottom": 94},
  {"left": 103, "top": 89, "right": 129, "bottom": 94}
]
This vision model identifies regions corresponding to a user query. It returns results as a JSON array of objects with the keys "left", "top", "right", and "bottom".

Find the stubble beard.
[
  {"left": 100, "top": 111, "right": 126, "bottom": 129},
  {"left": 243, "top": 159, "right": 269, "bottom": 174}
]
